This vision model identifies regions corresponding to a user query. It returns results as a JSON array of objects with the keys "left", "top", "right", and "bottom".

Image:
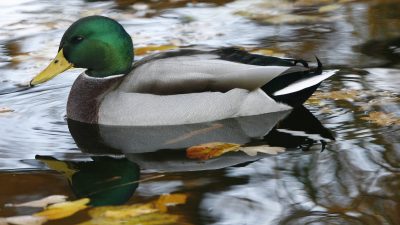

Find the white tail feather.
[{"left": 273, "top": 70, "right": 337, "bottom": 96}]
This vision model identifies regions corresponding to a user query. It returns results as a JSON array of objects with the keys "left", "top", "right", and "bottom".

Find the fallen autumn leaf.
[
  {"left": 34, "top": 198, "right": 90, "bottom": 220},
  {"left": 6, "top": 195, "right": 67, "bottom": 208}
]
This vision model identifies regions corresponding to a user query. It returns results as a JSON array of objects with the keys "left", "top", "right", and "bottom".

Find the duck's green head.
[{"left": 30, "top": 16, "right": 133, "bottom": 86}]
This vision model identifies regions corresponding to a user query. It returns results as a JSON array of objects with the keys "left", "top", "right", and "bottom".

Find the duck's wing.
[
  {"left": 119, "top": 48, "right": 295, "bottom": 93},
  {"left": 119, "top": 47, "right": 335, "bottom": 106}
]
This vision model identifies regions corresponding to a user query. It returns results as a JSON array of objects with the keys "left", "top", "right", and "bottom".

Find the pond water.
[{"left": 0, "top": 0, "right": 399, "bottom": 224}]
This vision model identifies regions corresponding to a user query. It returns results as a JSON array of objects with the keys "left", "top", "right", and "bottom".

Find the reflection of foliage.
[
  {"left": 112, "top": 0, "right": 234, "bottom": 9},
  {"left": 308, "top": 90, "right": 360, "bottom": 102},
  {"left": 367, "top": 1, "right": 400, "bottom": 40},
  {"left": 361, "top": 111, "right": 400, "bottom": 126},
  {"left": 307, "top": 88, "right": 400, "bottom": 127},
  {"left": 235, "top": 0, "right": 349, "bottom": 25}
]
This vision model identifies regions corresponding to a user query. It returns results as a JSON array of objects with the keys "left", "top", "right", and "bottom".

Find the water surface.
[{"left": 0, "top": 0, "right": 399, "bottom": 224}]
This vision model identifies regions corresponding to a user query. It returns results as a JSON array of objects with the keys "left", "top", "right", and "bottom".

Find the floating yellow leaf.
[
  {"left": 250, "top": 49, "right": 285, "bottom": 57},
  {"left": 37, "top": 157, "right": 77, "bottom": 182},
  {"left": 361, "top": 111, "right": 400, "bottom": 126},
  {"left": 98, "top": 204, "right": 158, "bottom": 219},
  {"left": 318, "top": 4, "right": 341, "bottom": 13},
  {"left": 35, "top": 198, "right": 90, "bottom": 220},
  {"left": 155, "top": 194, "right": 187, "bottom": 213},
  {"left": 78, "top": 194, "right": 187, "bottom": 225},
  {"left": 78, "top": 212, "right": 180, "bottom": 225},
  {"left": 186, "top": 142, "right": 241, "bottom": 160},
  {"left": 135, "top": 45, "right": 177, "bottom": 56},
  {"left": 6, "top": 195, "right": 67, "bottom": 208}
]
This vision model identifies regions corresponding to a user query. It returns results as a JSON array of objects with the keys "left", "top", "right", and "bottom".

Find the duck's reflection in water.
[
  {"left": 37, "top": 106, "right": 333, "bottom": 206},
  {"left": 36, "top": 156, "right": 140, "bottom": 206},
  {"left": 67, "top": 106, "right": 333, "bottom": 171}
]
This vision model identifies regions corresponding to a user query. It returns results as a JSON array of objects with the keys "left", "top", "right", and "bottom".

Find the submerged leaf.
[
  {"left": 78, "top": 212, "right": 180, "bottom": 225},
  {"left": 186, "top": 142, "right": 241, "bottom": 160},
  {"left": 135, "top": 45, "right": 177, "bottom": 56},
  {"left": 0, "top": 215, "right": 47, "bottom": 225},
  {"left": 78, "top": 194, "right": 187, "bottom": 225},
  {"left": 35, "top": 198, "right": 90, "bottom": 220},
  {"left": 6, "top": 195, "right": 67, "bottom": 208},
  {"left": 361, "top": 111, "right": 400, "bottom": 126}
]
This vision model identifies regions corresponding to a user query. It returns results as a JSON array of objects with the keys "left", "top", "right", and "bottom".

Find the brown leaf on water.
[
  {"left": 135, "top": 45, "right": 177, "bottom": 56},
  {"left": 78, "top": 194, "right": 188, "bottom": 225},
  {"left": 361, "top": 111, "right": 400, "bottom": 126},
  {"left": 0, "top": 107, "right": 14, "bottom": 114},
  {"left": 186, "top": 142, "right": 241, "bottom": 160},
  {"left": 308, "top": 90, "right": 360, "bottom": 102},
  {"left": 34, "top": 198, "right": 90, "bottom": 220},
  {"left": 186, "top": 142, "right": 286, "bottom": 160}
]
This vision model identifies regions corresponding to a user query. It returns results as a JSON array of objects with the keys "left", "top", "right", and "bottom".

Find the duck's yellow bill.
[{"left": 30, "top": 49, "right": 73, "bottom": 86}]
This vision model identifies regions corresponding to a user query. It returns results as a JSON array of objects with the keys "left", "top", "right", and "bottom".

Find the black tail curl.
[{"left": 262, "top": 57, "right": 324, "bottom": 107}]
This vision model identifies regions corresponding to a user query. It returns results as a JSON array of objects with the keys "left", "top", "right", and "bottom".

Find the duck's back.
[{"left": 68, "top": 48, "right": 335, "bottom": 126}]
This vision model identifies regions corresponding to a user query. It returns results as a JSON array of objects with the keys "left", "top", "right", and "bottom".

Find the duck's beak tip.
[{"left": 30, "top": 49, "right": 72, "bottom": 86}]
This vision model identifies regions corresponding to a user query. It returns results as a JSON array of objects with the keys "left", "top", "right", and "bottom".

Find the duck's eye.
[{"left": 71, "top": 36, "right": 84, "bottom": 43}]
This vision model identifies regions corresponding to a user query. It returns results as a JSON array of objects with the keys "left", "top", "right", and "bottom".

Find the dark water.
[{"left": 0, "top": 0, "right": 400, "bottom": 224}]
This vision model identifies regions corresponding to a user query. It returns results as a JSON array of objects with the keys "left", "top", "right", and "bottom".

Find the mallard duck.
[{"left": 30, "top": 16, "right": 335, "bottom": 126}]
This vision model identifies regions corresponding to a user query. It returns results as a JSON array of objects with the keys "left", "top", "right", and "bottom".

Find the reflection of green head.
[
  {"left": 60, "top": 16, "right": 134, "bottom": 77},
  {"left": 37, "top": 155, "right": 140, "bottom": 206},
  {"left": 71, "top": 157, "right": 140, "bottom": 206}
]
